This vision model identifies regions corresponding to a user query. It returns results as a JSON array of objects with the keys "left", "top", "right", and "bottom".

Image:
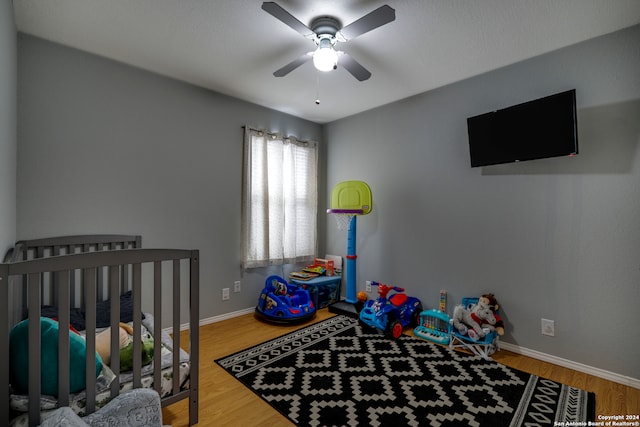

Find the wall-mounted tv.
[{"left": 467, "top": 89, "right": 578, "bottom": 167}]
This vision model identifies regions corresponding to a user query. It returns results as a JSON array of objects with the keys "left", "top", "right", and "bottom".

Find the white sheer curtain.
[{"left": 241, "top": 127, "right": 318, "bottom": 268}]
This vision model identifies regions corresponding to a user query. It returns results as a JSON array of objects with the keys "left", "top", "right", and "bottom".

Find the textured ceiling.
[{"left": 12, "top": 0, "right": 640, "bottom": 123}]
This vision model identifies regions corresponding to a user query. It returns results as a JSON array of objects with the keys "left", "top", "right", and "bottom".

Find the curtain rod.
[{"left": 242, "top": 126, "right": 315, "bottom": 145}]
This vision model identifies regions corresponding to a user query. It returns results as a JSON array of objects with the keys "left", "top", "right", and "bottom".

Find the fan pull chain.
[{"left": 315, "top": 72, "right": 321, "bottom": 105}]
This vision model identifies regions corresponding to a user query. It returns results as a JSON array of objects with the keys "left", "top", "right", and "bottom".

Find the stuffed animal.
[
  {"left": 119, "top": 338, "right": 154, "bottom": 372},
  {"left": 95, "top": 322, "right": 154, "bottom": 371},
  {"left": 470, "top": 297, "right": 497, "bottom": 335},
  {"left": 452, "top": 299, "right": 496, "bottom": 340},
  {"left": 452, "top": 305, "right": 483, "bottom": 340},
  {"left": 479, "top": 293, "right": 505, "bottom": 336},
  {"left": 9, "top": 317, "right": 103, "bottom": 397}
]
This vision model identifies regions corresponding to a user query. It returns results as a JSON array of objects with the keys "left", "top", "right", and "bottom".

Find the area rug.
[{"left": 216, "top": 315, "right": 595, "bottom": 426}]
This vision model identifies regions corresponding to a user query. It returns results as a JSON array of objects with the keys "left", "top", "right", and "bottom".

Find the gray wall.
[
  {"left": 17, "top": 34, "right": 323, "bottom": 322},
  {"left": 0, "top": 2, "right": 17, "bottom": 255},
  {"left": 13, "top": 21, "right": 640, "bottom": 380},
  {"left": 325, "top": 25, "right": 640, "bottom": 379}
]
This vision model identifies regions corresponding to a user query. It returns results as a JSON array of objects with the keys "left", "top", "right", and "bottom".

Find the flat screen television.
[{"left": 467, "top": 89, "right": 578, "bottom": 167}]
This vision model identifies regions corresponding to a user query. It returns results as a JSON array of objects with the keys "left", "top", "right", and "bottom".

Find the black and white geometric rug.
[{"left": 216, "top": 315, "right": 595, "bottom": 426}]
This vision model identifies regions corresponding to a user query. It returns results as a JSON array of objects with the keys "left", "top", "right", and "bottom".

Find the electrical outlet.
[
  {"left": 541, "top": 318, "right": 555, "bottom": 336},
  {"left": 234, "top": 280, "right": 241, "bottom": 293},
  {"left": 365, "top": 281, "right": 372, "bottom": 292},
  {"left": 222, "top": 288, "right": 230, "bottom": 301}
]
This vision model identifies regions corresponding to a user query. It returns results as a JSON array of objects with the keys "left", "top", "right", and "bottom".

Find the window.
[{"left": 241, "top": 127, "right": 318, "bottom": 268}]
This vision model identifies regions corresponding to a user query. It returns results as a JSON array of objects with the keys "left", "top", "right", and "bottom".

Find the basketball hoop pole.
[
  {"left": 345, "top": 215, "right": 357, "bottom": 304},
  {"left": 326, "top": 180, "right": 372, "bottom": 318},
  {"left": 326, "top": 209, "right": 361, "bottom": 305}
]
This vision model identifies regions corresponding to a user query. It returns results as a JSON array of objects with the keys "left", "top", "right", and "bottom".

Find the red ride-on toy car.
[{"left": 359, "top": 282, "right": 423, "bottom": 339}]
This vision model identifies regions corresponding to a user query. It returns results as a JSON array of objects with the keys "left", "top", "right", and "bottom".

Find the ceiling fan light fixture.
[
  {"left": 313, "top": 37, "right": 338, "bottom": 72},
  {"left": 313, "top": 47, "right": 338, "bottom": 72},
  {"left": 263, "top": 3, "right": 395, "bottom": 80}
]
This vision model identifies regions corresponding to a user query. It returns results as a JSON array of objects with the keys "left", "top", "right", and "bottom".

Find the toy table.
[{"left": 290, "top": 275, "right": 341, "bottom": 309}]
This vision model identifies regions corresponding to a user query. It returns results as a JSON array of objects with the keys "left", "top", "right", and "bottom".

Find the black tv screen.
[{"left": 467, "top": 89, "right": 578, "bottom": 167}]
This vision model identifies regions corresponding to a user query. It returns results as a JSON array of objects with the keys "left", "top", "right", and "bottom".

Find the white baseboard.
[
  {"left": 198, "top": 307, "right": 255, "bottom": 327},
  {"left": 499, "top": 342, "right": 640, "bottom": 390},
  {"left": 167, "top": 307, "right": 255, "bottom": 334}
]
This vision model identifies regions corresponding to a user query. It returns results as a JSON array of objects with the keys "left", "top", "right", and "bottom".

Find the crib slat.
[
  {"left": 52, "top": 246, "right": 60, "bottom": 306},
  {"left": 28, "top": 273, "right": 41, "bottom": 427},
  {"left": 153, "top": 261, "right": 162, "bottom": 395},
  {"left": 84, "top": 268, "right": 97, "bottom": 414},
  {"left": 173, "top": 259, "right": 180, "bottom": 395},
  {"left": 109, "top": 265, "right": 120, "bottom": 398},
  {"left": 97, "top": 265, "right": 105, "bottom": 302},
  {"left": 57, "top": 270, "right": 71, "bottom": 407},
  {"left": 70, "top": 262, "right": 79, "bottom": 308},
  {"left": 189, "top": 250, "right": 200, "bottom": 425},
  {"left": 132, "top": 262, "right": 142, "bottom": 388}
]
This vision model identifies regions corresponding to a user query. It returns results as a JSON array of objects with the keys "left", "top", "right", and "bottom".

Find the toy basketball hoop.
[
  {"left": 327, "top": 180, "right": 372, "bottom": 228},
  {"left": 326, "top": 209, "right": 363, "bottom": 230},
  {"left": 327, "top": 181, "right": 372, "bottom": 308}
]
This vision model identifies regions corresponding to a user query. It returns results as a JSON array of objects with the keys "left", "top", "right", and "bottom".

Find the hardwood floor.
[{"left": 162, "top": 309, "right": 639, "bottom": 426}]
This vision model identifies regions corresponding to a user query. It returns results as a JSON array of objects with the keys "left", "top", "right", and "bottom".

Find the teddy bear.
[{"left": 451, "top": 298, "right": 497, "bottom": 341}]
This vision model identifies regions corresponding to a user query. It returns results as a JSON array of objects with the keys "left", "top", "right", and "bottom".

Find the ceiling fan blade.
[
  {"left": 262, "top": 2, "right": 314, "bottom": 37},
  {"left": 339, "top": 5, "right": 396, "bottom": 40},
  {"left": 339, "top": 53, "right": 371, "bottom": 81},
  {"left": 273, "top": 53, "right": 312, "bottom": 77}
]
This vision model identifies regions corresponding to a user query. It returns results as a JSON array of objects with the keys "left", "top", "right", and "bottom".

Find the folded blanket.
[{"left": 39, "top": 291, "right": 144, "bottom": 330}]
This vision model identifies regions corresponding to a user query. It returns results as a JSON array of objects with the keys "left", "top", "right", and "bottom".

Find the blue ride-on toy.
[
  {"left": 255, "top": 275, "right": 316, "bottom": 324},
  {"left": 359, "top": 281, "right": 423, "bottom": 339}
]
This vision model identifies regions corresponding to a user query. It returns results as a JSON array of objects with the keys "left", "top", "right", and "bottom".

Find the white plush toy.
[{"left": 451, "top": 300, "right": 496, "bottom": 340}]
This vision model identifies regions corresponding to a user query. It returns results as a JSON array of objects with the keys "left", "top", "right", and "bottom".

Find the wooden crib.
[{"left": 1, "top": 235, "right": 199, "bottom": 426}]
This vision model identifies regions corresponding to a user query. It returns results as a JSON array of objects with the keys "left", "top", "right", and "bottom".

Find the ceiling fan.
[{"left": 261, "top": 2, "right": 396, "bottom": 81}]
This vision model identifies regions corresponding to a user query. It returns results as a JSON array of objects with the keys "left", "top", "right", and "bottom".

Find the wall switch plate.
[
  {"left": 365, "top": 281, "right": 372, "bottom": 292},
  {"left": 541, "top": 318, "right": 555, "bottom": 336},
  {"left": 222, "top": 288, "right": 230, "bottom": 301},
  {"left": 234, "top": 280, "right": 241, "bottom": 293}
]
